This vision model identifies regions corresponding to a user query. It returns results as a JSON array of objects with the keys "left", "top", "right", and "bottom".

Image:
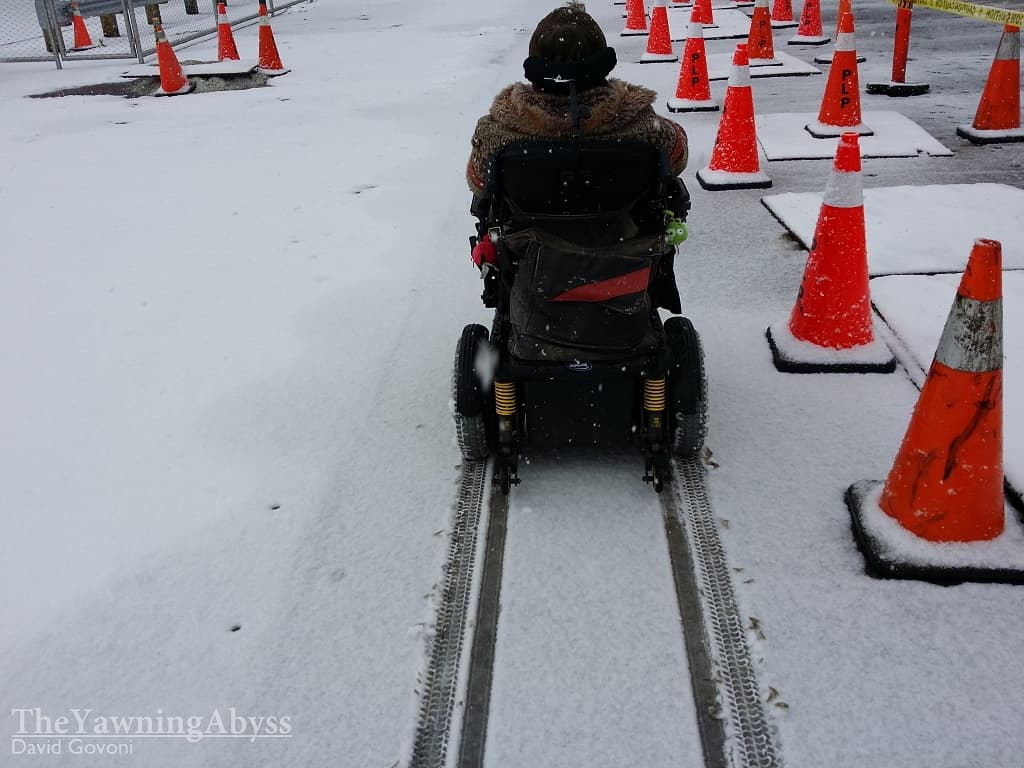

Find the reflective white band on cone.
[
  {"left": 834, "top": 30, "right": 856, "bottom": 50},
  {"left": 730, "top": 62, "right": 751, "bottom": 86},
  {"left": 822, "top": 170, "right": 863, "bottom": 208},
  {"left": 935, "top": 296, "right": 1003, "bottom": 372}
]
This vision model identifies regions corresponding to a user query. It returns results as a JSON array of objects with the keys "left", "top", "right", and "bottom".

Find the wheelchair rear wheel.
[
  {"left": 453, "top": 324, "right": 493, "bottom": 461},
  {"left": 665, "top": 316, "right": 708, "bottom": 459}
]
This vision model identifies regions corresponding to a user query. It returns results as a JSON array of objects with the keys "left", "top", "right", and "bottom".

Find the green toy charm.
[{"left": 663, "top": 210, "right": 688, "bottom": 246}]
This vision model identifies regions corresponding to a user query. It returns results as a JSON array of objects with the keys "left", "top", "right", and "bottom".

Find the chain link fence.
[{"left": 1, "top": 0, "right": 303, "bottom": 66}]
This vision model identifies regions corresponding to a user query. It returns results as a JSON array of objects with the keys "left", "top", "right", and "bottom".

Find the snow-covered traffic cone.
[
  {"left": 153, "top": 23, "right": 194, "bottom": 96},
  {"left": 866, "top": 0, "right": 929, "bottom": 96},
  {"left": 815, "top": 0, "right": 866, "bottom": 63},
  {"left": 956, "top": 25, "right": 1024, "bottom": 144},
  {"left": 746, "top": 0, "right": 779, "bottom": 63},
  {"left": 692, "top": 0, "right": 715, "bottom": 27},
  {"left": 217, "top": 2, "right": 240, "bottom": 61},
  {"left": 69, "top": 0, "right": 97, "bottom": 51},
  {"left": 640, "top": 0, "right": 678, "bottom": 61},
  {"left": 668, "top": 18, "right": 718, "bottom": 112},
  {"left": 788, "top": 0, "right": 829, "bottom": 45},
  {"left": 697, "top": 44, "right": 771, "bottom": 189},
  {"left": 847, "top": 238, "right": 1024, "bottom": 585},
  {"left": 767, "top": 133, "right": 894, "bottom": 373},
  {"left": 622, "top": 0, "right": 649, "bottom": 36},
  {"left": 806, "top": 12, "right": 872, "bottom": 136},
  {"left": 770, "top": 0, "right": 797, "bottom": 28},
  {"left": 257, "top": 0, "right": 288, "bottom": 74}
]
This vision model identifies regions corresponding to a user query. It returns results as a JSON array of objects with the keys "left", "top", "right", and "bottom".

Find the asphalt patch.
[{"left": 29, "top": 72, "right": 270, "bottom": 99}]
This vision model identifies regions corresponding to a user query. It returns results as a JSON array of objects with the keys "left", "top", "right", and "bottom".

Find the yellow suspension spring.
[
  {"left": 494, "top": 380, "right": 517, "bottom": 417},
  {"left": 643, "top": 377, "right": 667, "bottom": 412}
]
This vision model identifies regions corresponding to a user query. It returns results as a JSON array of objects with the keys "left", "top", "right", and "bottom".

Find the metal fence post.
[
  {"left": 121, "top": 0, "right": 145, "bottom": 63},
  {"left": 42, "top": 0, "right": 65, "bottom": 68}
]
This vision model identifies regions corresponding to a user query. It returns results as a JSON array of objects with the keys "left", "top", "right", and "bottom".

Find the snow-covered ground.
[{"left": 2, "top": 0, "right": 1023, "bottom": 766}]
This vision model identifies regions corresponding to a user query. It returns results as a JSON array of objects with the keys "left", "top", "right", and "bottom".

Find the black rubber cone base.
[
  {"left": 696, "top": 167, "right": 771, "bottom": 190},
  {"left": 847, "top": 480, "right": 1024, "bottom": 586},
  {"left": 865, "top": 81, "right": 930, "bottom": 96},
  {"left": 804, "top": 123, "right": 874, "bottom": 138},
  {"left": 956, "top": 126, "right": 1024, "bottom": 145},
  {"left": 667, "top": 100, "right": 720, "bottom": 113},
  {"left": 766, "top": 327, "right": 897, "bottom": 373}
]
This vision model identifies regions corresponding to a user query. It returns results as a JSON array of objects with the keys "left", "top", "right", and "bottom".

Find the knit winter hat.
[{"left": 523, "top": 2, "right": 617, "bottom": 94}]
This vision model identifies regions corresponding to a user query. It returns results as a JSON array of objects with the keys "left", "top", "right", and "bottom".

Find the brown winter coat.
[{"left": 466, "top": 78, "right": 688, "bottom": 192}]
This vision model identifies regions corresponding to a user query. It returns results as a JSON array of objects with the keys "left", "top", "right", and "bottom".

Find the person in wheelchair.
[
  {"left": 454, "top": 2, "right": 705, "bottom": 493},
  {"left": 466, "top": 2, "right": 688, "bottom": 196}
]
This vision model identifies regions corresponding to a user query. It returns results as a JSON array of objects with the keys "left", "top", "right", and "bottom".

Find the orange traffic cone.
[
  {"left": 153, "top": 24, "right": 194, "bottom": 96},
  {"left": 847, "top": 239, "right": 1022, "bottom": 584},
  {"left": 668, "top": 17, "right": 718, "bottom": 112},
  {"left": 866, "top": 0, "right": 929, "bottom": 96},
  {"left": 957, "top": 26, "right": 1024, "bottom": 144},
  {"left": 815, "top": 0, "right": 866, "bottom": 63},
  {"left": 692, "top": 0, "right": 714, "bottom": 26},
  {"left": 771, "top": 0, "right": 796, "bottom": 27},
  {"left": 257, "top": 0, "right": 288, "bottom": 74},
  {"left": 217, "top": 2, "right": 240, "bottom": 61},
  {"left": 806, "top": 12, "right": 872, "bottom": 137},
  {"left": 622, "top": 0, "right": 649, "bottom": 36},
  {"left": 767, "top": 133, "right": 894, "bottom": 372},
  {"left": 697, "top": 44, "right": 771, "bottom": 189},
  {"left": 746, "top": 0, "right": 778, "bottom": 62},
  {"left": 882, "top": 240, "right": 1004, "bottom": 541},
  {"left": 641, "top": 0, "right": 677, "bottom": 61},
  {"left": 788, "top": 0, "right": 829, "bottom": 45},
  {"left": 69, "top": 0, "right": 96, "bottom": 51}
]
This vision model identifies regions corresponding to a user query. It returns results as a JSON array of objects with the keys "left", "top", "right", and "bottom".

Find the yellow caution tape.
[{"left": 890, "top": 0, "right": 1024, "bottom": 26}]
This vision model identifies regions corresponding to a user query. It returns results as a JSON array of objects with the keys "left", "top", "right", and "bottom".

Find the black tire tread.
[
  {"left": 665, "top": 316, "right": 708, "bottom": 459},
  {"left": 453, "top": 324, "right": 492, "bottom": 461}
]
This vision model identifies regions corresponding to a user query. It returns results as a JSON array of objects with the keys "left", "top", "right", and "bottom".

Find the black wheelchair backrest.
[{"left": 489, "top": 139, "right": 668, "bottom": 219}]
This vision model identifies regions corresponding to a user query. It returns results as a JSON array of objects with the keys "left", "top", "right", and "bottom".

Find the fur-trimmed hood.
[{"left": 488, "top": 78, "right": 659, "bottom": 138}]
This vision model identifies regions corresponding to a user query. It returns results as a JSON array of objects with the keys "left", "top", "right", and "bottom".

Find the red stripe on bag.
[{"left": 551, "top": 267, "right": 651, "bottom": 302}]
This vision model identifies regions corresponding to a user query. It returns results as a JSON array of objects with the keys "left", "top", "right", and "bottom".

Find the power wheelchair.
[{"left": 453, "top": 137, "right": 707, "bottom": 493}]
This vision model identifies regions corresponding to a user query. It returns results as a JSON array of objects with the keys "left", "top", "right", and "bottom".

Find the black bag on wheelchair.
[{"left": 484, "top": 139, "right": 687, "bottom": 361}]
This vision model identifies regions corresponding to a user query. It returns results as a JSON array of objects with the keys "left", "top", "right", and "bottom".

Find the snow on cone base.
[
  {"left": 698, "top": 43, "right": 770, "bottom": 190},
  {"left": 788, "top": 0, "right": 829, "bottom": 45},
  {"left": 669, "top": 98, "right": 720, "bottom": 112},
  {"left": 956, "top": 26, "right": 1022, "bottom": 144},
  {"left": 697, "top": 167, "right": 771, "bottom": 189},
  {"left": 669, "top": 21, "right": 718, "bottom": 110},
  {"left": 846, "top": 482, "right": 1024, "bottom": 585},
  {"left": 641, "top": 1, "right": 678, "bottom": 61},
  {"left": 622, "top": 0, "right": 649, "bottom": 35},
  {"left": 813, "top": 50, "right": 867, "bottom": 64},
  {"left": 769, "top": 132, "right": 893, "bottom": 372},
  {"left": 807, "top": 13, "right": 870, "bottom": 137},
  {"left": 846, "top": 238, "right": 1020, "bottom": 584},
  {"left": 766, "top": 323, "right": 894, "bottom": 372}
]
